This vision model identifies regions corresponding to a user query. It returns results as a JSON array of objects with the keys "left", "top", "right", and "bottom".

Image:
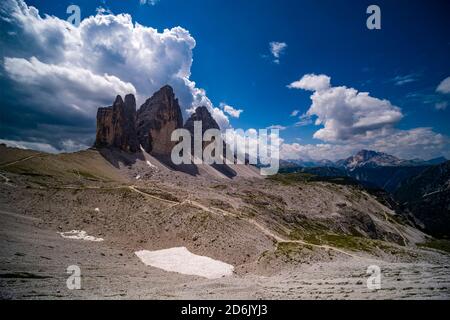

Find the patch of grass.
[
  {"left": 320, "top": 234, "right": 375, "bottom": 252},
  {"left": 276, "top": 242, "right": 302, "bottom": 255},
  {"left": 290, "top": 227, "right": 382, "bottom": 253},
  {"left": 4, "top": 165, "right": 50, "bottom": 177},
  {"left": 135, "top": 187, "right": 179, "bottom": 202},
  {"left": 72, "top": 170, "right": 101, "bottom": 180},
  {"left": 288, "top": 220, "right": 330, "bottom": 242},
  {"left": 269, "top": 172, "right": 360, "bottom": 187},
  {"left": 274, "top": 242, "right": 313, "bottom": 259},
  {"left": 418, "top": 239, "right": 450, "bottom": 254}
]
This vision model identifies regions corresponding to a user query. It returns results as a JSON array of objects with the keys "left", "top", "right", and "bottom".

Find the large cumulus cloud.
[
  {"left": 283, "top": 74, "right": 450, "bottom": 160},
  {"left": 280, "top": 127, "right": 450, "bottom": 161},
  {"left": 0, "top": 0, "right": 228, "bottom": 152},
  {"left": 289, "top": 74, "right": 403, "bottom": 142}
]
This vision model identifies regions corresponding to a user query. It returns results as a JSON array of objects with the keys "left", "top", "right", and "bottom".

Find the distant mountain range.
[
  {"left": 281, "top": 150, "right": 448, "bottom": 192},
  {"left": 282, "top": 150, "right": 447, "bottom": 170},
  {"left": 281, "top": 150, "right": 450, "bottom": 238}
]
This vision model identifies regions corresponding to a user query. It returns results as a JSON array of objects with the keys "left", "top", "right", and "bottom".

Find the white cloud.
[
  {"left": 211, "top": 107, "right": 231, "bottom": 129},
  {"left": 284, "top": 74, "right": 450, "bottom": 160},
  {"left": 185, "top": 88, "right": 230, "bottom": 129},
  {"left": 96, "top": 7, "right": 113, "bottom": 15},
  {"left": 280, "top": 142, "right": 358, "bottom": 161},
  {"left": 436, "top": 76, "right": 450, "bottom": 94},
  {"left": 139, "top": 0, "right": 159, "bottom": 5},
  {"left": 391, "top": 74, "right": 417, "bottom": 86},
  {"left": 370, "top": 127, "right": 449, "bottom": 159},
  {"left": 280, "top": 127, "right": 450, "bottom": 161},
  {"left": 4, "top": 56, "right": 136, "bottom": 118},
  {"left": 0, "top": 138, "right": 61, "bottom": 153},
  {"left": 289, "top": 74, "right": 403, "bottom": 142},
  {"left": 186, "top": 104, "right": 230, "bottom": 130},
  {"left": 224, "top": 128, "right": 282, "bottom": 164},
  {"left": 267, "top": 125, "right": 286, "bottom": 130},
  {"left": 269, "top": 41, "right": 287, "bottom": 64},
  {"left": 0, "top": 0, "right": 229, "bottom": 150},
  {"left": 294, "top": 114, "right": 313, "bottom": 127},
  {"left": 435, "top": 101, "right": 448, "bottom": 110},
  {"left": 288, "top": 74, "right": 331, "bottom": 91},
  {"left": 220, "top": 103, "right": 243, "bottom": 118},
  {"left": 290, "top": 110, "right": 299, "bottom": 117}
]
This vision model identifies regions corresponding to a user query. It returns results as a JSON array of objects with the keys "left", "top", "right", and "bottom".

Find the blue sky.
[{"left": 1, "top": 0, "right": 449, "bottom": 159}]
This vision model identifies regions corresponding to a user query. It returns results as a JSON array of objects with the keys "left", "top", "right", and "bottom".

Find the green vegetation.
[
  {"left": 273, "top": 242, "right": 314, "bottom": 261},
  {"left": 3, "top": 164, "right": 50, "bottom": 177},
  {"left": 418, "top": 239, "right": 450, "bottom": 254},
  {"left": 289, "top": 224, "right": 403, "bottom": 254},
  {"left": 320, "top": 234, "right": 374, "bottom": 252},
  {"left": 268, "top": 172, "right": 316, "bottom": 185},
  {"left": 269, "top": 172, "right": 359, "bottom": 186},
  {"left": 71, "top": 169, "right": 102, "bottom": 181},
  {"left": 134, "top": 187, "right": 179, "bottom": 202}
]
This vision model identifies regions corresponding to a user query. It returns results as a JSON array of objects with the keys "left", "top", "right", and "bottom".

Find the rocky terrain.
[
  {"left": 95, "top": 94, "right": 140, "bottom": 153},
  {"left": 136, "top": 85, "right": 184, "bottom": 155},
  {"left": 0, "top": 85, "right": 449, "bottom": 299},
  {"left": 395, "top": 161, "right": 450, "bottom": 238},
  {"left": 280, "top": 150, "right": 450, "bottom": 237},
  {"left": 1, "top": 143, "right": 449, "bottom": 299},
  {"left": 336, "top": 150, "right": 407, "bottom": 169}
]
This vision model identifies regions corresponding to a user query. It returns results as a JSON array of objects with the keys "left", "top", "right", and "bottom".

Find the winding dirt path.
[
  {"left": 0, "top": 154, "right": 43, "bottom": 168},
  {"left": 127, "top": 186, "right": 367, "bottom": 259},
  {"left": 27, "top": 183, "right": 379, "bottom": 261}
]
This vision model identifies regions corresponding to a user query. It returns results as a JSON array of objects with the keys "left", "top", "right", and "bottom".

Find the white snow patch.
[
  {"left": 135, "top": 247, "right": 234, "bottom": 279},
  {"left": 136, "top": 175, "right": 141, "bottom": 180},
  {"left": 94, "top": 208, "right": 100, "bottom": 212},
  {"left": 58, "top": 230, "right": 104, "bottom": 242}
]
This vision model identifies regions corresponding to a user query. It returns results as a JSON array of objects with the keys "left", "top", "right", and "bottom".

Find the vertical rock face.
[
  {"left": 95, "top": 94, "right": 139, "bottom": 153},
  {"left": 95, "top": 85, "right": 185, "bottom": 156},
  {"left": 184, "top": 106, "right": 238, "bottom": 177},
  {"left": 136, "top": 85, "right": 183, "bottom": 155},
  {"left": 95, "top": 107, "right": 114, "bottom": 147},
  {"left": 184, "top": 106, "right": 226, "bottom": 158},
  {"left": 184, "top": 106, "right": 220, "bottom": 134}
]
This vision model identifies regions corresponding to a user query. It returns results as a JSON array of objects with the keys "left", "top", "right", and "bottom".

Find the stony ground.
[
  {"left": 2, "top": 208, "right": 449, "bottom": 299},
  {"left": 1, "top": 146, "right": 449, "bottom": 299}
]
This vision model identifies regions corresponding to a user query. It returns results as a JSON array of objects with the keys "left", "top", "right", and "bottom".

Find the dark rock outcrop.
[
  {"left": 136, "top": 85, "right": 183, "bottom": 155},
  {"left": 95, "top": 94, "right": 139, "bottom": 153},
  {"left": 395, "top": 161, "right": 450, "bottom": 238},
  {"left": 184, "top": 106, "right": 220, "bottom": 134},
  {"left": 184, "top": 106, "right": 222, "bottom": 154},
  {"left": 183, "top": 106, "right": 238, "bottom": 178}
]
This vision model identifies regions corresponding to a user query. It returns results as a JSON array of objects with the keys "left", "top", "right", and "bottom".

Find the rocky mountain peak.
[
  {"left": 184, "top": 106, "right": 220, "bottom": 134},
  {"left": 337, "top": 149, "right": 404, "bottom": 170},
  {"left": 355, "top": 150, "right": 383, "bottom": 161},
  {"left": 113, "top": 95, "right": 123, "bottom": 105},
  {"left": 124, "top": 94, "right": 136, "bottom": 113},
  {"left": 136, "top": 85, "right": 183, "bottom": 155},
  {"left": 94, "top": 94, "right": 139, "bottom": 153}
]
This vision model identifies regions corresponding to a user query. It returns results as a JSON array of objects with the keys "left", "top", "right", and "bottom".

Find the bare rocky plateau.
[{"left": 0, "top": 144, "right": 449, "bottom": 299}]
